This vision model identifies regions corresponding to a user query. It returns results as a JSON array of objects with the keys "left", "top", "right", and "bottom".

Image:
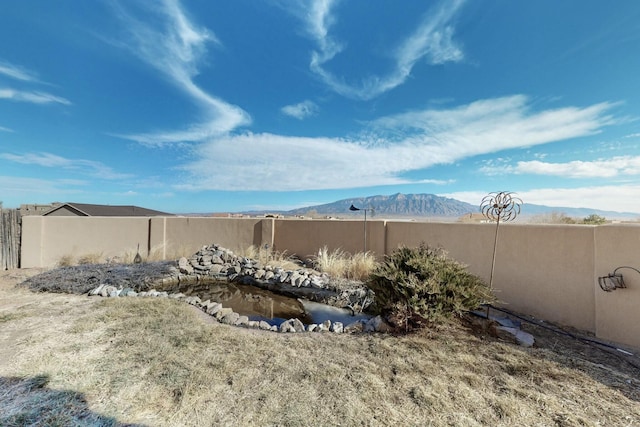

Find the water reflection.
[{"left": 173, "top": 280, "right": 312, "bottom": 325}]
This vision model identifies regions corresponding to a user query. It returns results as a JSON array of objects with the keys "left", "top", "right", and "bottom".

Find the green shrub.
[{"left": 367, "top": 245, "right": 495, "bottom": 330}]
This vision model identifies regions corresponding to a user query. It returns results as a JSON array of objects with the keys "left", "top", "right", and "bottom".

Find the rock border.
[
  {"left": 86, "top": 244, "right": 390, "bottom": 334},
  {"left": 87, "top": 283, "right": 391, "bottom": 334}
]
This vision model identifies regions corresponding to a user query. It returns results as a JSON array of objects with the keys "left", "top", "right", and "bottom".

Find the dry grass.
[
  {"left": 239, "top": 245, "right": 302, "bottom": 270},
  {"left": 314, "top": 246, "right": 377, "bottom": 281},
  {"left": 1, "top": 270, "right": 640, "bottom": 426}
]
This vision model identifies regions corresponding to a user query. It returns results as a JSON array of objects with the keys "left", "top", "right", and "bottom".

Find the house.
[{"left": 42, "top": 203, "right": 173, "bottom": 217}]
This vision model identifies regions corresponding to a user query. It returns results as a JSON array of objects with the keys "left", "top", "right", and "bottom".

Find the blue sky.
[{"left": 1, "top": 0, "right": 640, "bottom": 214}]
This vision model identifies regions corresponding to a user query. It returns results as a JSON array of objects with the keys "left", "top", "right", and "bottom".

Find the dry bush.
[
  {"left": 57, "top": 254, "right": 75, "bottom": 267},
  {"left": 314, "top": 246, "right": 377, "bottom": 280},
  {"left": 239, "top": 245, "right": 301, "bottom": 270},
  {"left": 76, "top": 252, "right": 104, "bottom": 265}
]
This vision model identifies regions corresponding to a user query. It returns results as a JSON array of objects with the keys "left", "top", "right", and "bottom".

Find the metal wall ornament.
[
  {"left": 598, "top": 266, "right": 640, "bottom": 292},
  {"left": 480, "top": 191, "right": 523, "bottom": 290}
]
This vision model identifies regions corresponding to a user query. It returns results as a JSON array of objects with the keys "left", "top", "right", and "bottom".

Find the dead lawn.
[{"left": 1, "top": 269, "right": 639, "bottom": 426}]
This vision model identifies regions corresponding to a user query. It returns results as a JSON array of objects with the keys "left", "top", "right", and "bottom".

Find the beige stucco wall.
[
  {"left": 272, "top": 219, "right": 385, "bottom": 260},
  {"left": 160, "top": 217, "right": 274, "bottom": 257},
  {"left": 594, "top": 224, "right": 640, "bottom": 349},
  {"left": 21, "top": 216, "right": 151, "bottom": 267},
  {"left": 385, "top": 222, "right": 596, "bottom": 332},
  {"left": 19, "top": 216, "right": 640, "bottom": 350}
]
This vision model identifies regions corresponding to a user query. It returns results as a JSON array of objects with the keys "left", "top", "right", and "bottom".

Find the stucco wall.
[
  {"left": 272, "top": 219, "right": 385, "bottom": 260},
  {"left": 594, "top": 224, "right": 640, "bottom": 348},
  {"left": 19, "top": 216, "right": 640, "bottom": 349},
  {"left": 22, "top": 216, "right": 150, "bottom": 267}
]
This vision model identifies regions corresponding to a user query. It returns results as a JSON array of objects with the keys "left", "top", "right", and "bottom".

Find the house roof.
[{"left": 42, "top": 203, "right": 173, "bottom": 217}]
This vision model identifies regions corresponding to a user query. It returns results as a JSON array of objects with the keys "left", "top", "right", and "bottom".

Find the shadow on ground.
[{"left": 0, "top": 374, "right": 146, "bottom": 427}]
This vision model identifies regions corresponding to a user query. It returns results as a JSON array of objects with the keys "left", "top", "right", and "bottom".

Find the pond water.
[{"left": 170, "top": 280, "right": 372, "bottom": 326}]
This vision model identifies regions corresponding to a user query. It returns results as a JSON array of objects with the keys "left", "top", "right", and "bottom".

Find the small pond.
[{"left": 168, "top": 280, "right": 373, "bottom": 327}]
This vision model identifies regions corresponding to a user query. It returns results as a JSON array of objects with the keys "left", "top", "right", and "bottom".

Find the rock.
[
  {"left": 264, "top": 271, "right": 275, "bottom": 280},
  {"left": 290, "top": 272, "right": 303, "bottom": 287},
  {"left": 279, "top": 318, "right": 305, "bottom": 333},
  {"left": 259, "top": 321, "right": 272, "bottom": 330},
  {"left": 101, "top": 285, "right": 117, "bottom": 297},
  {"left": 221, "top": 312, "right": 240, "bottom": 325},
  {"left": 254, "top": 269, "right": 266, "bottom": 279},
  {"left": 127, "top": 291, "right": 138, "bottom": 297},
  {"left": 344, "top": 320, "right": 365, "bottom": 333},
  {"left": 178, "top": 257, "right": 194, "bottom": 274},
  {"left": 206, "top": 303, "right": 222, "bottom": 316},
  {"left": 330, "top": 322, "right": 344, "bottom": 333},
  {"left": 216, "top": 307, "right": 234, "bottom": 320},
  {"left": 248, "top": 320, "right": 259, "bottom": 328},
  {"left": 235, "top": 315, "right": 250, "bottom": 326},
  {"left": 310, "top": 277, "right": 325, "bottom": 288},
  {"left": 364, "top": 316, "right": 392, "bottom": 333},
  {"left": 495, "top": 326, "right": 535, "bottom": 347},
  {"left": 120, "top": 287, "right": 133, "bottom": 297},
  {"left": 89, "top": 284, "right": 104, "bottom": 296},
  {"left": 307, "top": 324, "right": 318, "bottom": 332}
]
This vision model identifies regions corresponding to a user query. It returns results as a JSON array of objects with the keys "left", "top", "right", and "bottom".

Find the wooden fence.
[{"left": 0, "top": 208, "right": 21, "bottom": 269}]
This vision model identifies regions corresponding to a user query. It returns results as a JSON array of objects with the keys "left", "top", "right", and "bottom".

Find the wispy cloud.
[
  {"left": 0, "top": 125, "right": 13, "bottom": 132},
  {"left": 510, "top": 156, "right": 640, "bottom": 178},
  {"left": 177, "top": 96, "right": 616, "bottom": 192},
  {"left": 0, "top": 152, "right": 131, "bottom": 180},
  {"left": 0, "top": 61, "right": 39, "bottom": 82},
  {"left": 281, "top": 100, "right": 319, "bottom": 120},
  {"left": 112, "top": 0, "right": 250, "bottom": 146},
  {"left": 0, "top": 175, "right": 86, "bottom": 198},
  {"left": 289, "top": 0, "right": 465, "bottom": 100},
  {"left": 0, "top": 88, "right": 71, "bottom": 105}
]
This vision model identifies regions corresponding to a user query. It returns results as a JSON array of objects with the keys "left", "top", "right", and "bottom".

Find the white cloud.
[
  {"left": 0, "top": 125, "right": 13, "bottom": 132},
  {"left": 281, "top": 100, "right": 319, "bottom": 119},
  {"left": 0, "top": 88, "right": 71, "bottom": 105},
  {"left": 513, "top": 156, "right": 640, "bottom": 178},
  {"left": 176, "top": 96, "right": 616, "bottom": 192},
  {"left": 0, "top": 152, "right": 131, "bottom": 180},
  {"left": 290, "top": 0, "right": 465, "bottom": 100},
  {"left": 112, "top": 0, "right": 250, "bottom": 146},
  {"left": 0, "top": 61, "right": 39, "bottom": 82}
]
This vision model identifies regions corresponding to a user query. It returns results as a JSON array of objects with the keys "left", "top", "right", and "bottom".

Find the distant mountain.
[
  {"left": 281, "top": 193, "right": 639, "bottom": 220},
  {"left": 286, "top": 193, "right": 477, "bottom": 218},
  {"left": 520, "top": 204, "right": 639, "bottom": 220}
]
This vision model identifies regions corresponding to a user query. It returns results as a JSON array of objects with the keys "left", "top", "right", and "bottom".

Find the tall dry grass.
[{"left": 314, "top": 246, "right": 377, "bottom": 281}]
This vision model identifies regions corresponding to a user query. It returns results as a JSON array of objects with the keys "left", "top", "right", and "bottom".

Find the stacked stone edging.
[
  {"left": 87, "top": 282, "right": 390, "bottom": 334},
  {"left": 162, "top": 244, "right": 375, "bottom": 314},
  {"left": 86, "top": 244, "right": 390, "bottom": 334}
]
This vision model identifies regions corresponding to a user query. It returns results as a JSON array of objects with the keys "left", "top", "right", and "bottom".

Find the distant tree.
[
  {"left": 582, "top": 214, "right": 607, "bottom": 225},
  {"left": 530, "top": 211, "right": 576, "bottom": 224}
]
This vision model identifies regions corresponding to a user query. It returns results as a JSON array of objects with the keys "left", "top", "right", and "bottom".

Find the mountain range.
[{"left": 277, "top": 193, "right": 639, "bottom": 220}]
